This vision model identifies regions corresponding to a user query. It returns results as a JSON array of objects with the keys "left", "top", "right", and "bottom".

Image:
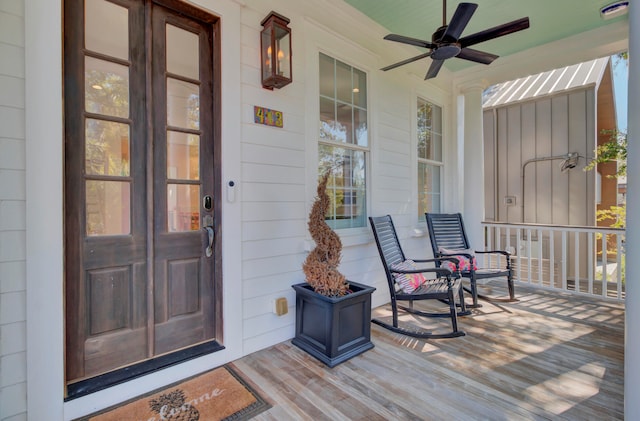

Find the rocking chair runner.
[
  {"left": 425, "top": 212, "right": 516, "bottom": 308},
  {"left": 369, "top": 215, "right": 469, "bottom": 339}
]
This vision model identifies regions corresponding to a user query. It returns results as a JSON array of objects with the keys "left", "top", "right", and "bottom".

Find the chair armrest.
[
  {"left": 436, "top": 251, "right": 475, "bottom": 259},
  {"left": 475, "top": 250, "right": 511, "bottom": 257},
  {"left": 474, "top": 250, "right": 512, "bottom": 270},
  {"left": 390, "top": 266, "right": 453, "bottom": 278}
]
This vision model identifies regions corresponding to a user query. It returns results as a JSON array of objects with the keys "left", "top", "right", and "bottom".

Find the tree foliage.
[{"left": 584, "top": 129, "right": 627, "bottom": 178}]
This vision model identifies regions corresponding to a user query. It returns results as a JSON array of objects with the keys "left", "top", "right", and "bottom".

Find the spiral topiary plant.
[{"left": 302, "top": 171, "right": 349, "bottom": 297}]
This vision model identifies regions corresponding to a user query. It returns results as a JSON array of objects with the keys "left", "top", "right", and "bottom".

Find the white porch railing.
[{"left": 481, "top": 221, "right": 626, "bottom": 301}]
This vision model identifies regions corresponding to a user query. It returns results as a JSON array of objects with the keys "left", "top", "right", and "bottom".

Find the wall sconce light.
[{"left": 260, "top": 11, "right": 292, "bottom": 90}]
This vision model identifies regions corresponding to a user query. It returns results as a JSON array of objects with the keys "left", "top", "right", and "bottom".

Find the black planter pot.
[{"left": 291, "top": 281, "right": 376, "bottom": 367}]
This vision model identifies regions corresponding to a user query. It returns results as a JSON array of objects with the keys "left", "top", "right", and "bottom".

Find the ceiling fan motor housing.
[{"left": 431, "top": 25, "right": 462, "bottom": 59}]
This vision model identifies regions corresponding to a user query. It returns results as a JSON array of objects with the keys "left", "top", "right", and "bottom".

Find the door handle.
[
  {"left": 202, "top": 214, "right": 214, "bottom": 258},
  {"left": 204, "top": 226, "right": 214, "bottom": 257}
]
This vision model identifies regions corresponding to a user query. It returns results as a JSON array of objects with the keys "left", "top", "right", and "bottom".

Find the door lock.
[{"left": 203, "top": 195, "right": 213, "bottom": 211}]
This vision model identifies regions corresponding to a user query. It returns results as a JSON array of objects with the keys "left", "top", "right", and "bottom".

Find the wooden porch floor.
[{"left": 232, "top": 282, "right": 624, "bottom": 420}]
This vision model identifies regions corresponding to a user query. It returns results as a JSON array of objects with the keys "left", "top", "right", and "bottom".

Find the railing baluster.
[
  {"left": 617, "top": 234, "right": 623, "bottom": 300},
  {"left": 537, "top": 229, "right": 543, "bottom": 286},
  {"left": 601, "top": 231, "right": 608, "bottom": 298},
  {"left": 562, "top": 231, "right": 568, "bottom": 291},
  {"left": 480, "top": 221, "right": 624, "bottom": 302},
  {"left": 574, "top": 232, "right": 580, "bottom": 293},
  {"left": 551, "top": 229, "right": 555, "bottom": 285},
  {"left": 516, "top": 228, "right": 522, "bottom": 284},
  {"left": 588, "top": 232, "right": 594, "bottom": 294},
  {"left": 527, "top": 229, "right": 532, "bottom": 284}
]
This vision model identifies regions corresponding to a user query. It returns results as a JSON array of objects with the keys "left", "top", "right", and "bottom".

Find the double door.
[{"left": 64, "top": 0, "right": 222, "bottom": 392}]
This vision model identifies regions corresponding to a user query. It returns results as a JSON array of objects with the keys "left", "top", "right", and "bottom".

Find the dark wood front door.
[{"left": 64, "top": 0, "right": 222, "bottom": 395}]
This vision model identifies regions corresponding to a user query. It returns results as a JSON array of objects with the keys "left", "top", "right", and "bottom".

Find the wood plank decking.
[{"left": 232, "top": 282, "right": 624, "bottom": 420}]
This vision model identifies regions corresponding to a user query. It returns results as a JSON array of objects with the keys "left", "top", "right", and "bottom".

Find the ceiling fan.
[{"left": 381, "top": 0, "right": 530, "bottom": 79}]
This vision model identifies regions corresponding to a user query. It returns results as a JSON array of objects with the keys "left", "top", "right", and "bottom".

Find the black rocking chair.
[
  {"left": 425, "top": 212, "right": 516, "bottom": 308},
  {"left": 369, "top": 215, "right": 468, "bottom": 339}
]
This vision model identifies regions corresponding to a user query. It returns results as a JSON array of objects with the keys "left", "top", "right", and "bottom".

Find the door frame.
[{"left": 25, "top": 0, "right": 243, "bottom": 418}]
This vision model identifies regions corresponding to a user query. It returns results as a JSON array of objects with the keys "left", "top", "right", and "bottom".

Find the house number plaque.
[{"left": 254, "top": 105, "right": 283, "bottom": 128}]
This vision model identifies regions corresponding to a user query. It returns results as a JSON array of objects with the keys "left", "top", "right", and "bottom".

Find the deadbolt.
[{"left": 203, "top": 195, "right": 212, "bottom": 211}]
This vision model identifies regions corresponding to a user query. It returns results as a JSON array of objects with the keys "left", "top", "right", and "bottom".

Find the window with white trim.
[
  {"left": 318, "top": 53, "right": 368, "bottom": 229},
  {"left": 417, "top": 97, "right": 442, "bottom": 220}
]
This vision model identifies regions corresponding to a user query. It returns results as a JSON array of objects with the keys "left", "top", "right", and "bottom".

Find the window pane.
[
  {"left": 353, "top": 68, "right": 367, "bottom": 108},
  {"left": 418, "top": 162, "right": 441, "bottom": 217},
  {"left": 274, "top": 27, "right": 291, "bottom": 78},
  {"left": 336, "top": 104, "right": 353, "bottom": 144},
  {"left": 319, "top": 97, "right": 338, "bottom": 141},
  {"left": 166, "top": 24, "right": 199, "bottom": 80},
  {"left": 319, "top": 53, "right": 334, "bottom": 98},
  {"left": 167, "top": 78, "right": 199, "bottom": 130},
  {"left": 86, "top": 180, "right": 130, "bottom": 235},
  {"left": 167, "top": 131, "right": 199, "bottom": 180},
  {"left": 85, "top": 119, "right": 130, "bottom": 176},
  {"left": 167, "top": 184, "right": 200, "bottom": 232},
  {"left": 354, "top": 109, "right": 368, "bottom": 147},
  {"left": 85, "top": 57, "right": 129, "bottom": 118},
  {"left": 417, "top": 99, "right": 443, "bottom": 162},
  {"left": 432, "top": 133, "right": 442, "bottom": 161},
  {"left": 85, "top": 0, "right": 128, "bottom": 60},
  {"left": 336, "top": 60, "right": 352, "bottom": 103},
  {"left": 319, "top": 145, "right": 366, "bottom": 229}
]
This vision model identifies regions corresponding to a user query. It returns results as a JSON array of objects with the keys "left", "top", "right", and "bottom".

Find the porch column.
[
  {"left": 460, "top": 83, "right": 486, "bottom": 249},
  {"left": 626, "top": 2, "right": 640, "bottom": 418}
]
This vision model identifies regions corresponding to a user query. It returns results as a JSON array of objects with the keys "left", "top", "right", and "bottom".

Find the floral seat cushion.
[
  {"left": 438, "top": 247, "right": 478, "bottom": 272},
  {"left": 390, "top": 260, "right": 427, "bottom": 293}
]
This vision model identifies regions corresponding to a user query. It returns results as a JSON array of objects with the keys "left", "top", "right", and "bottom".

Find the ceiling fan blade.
[
  {"left": 459, "top": 17, "right": 530, "bottom": 48},
  {"left": 456, "top": 48, "right": 498, "bottom": 64},
  {"left": 381, "top": 52, "right": 433, "bottom": 72},
  {"left": 383, "top": 34, "right": 435, "bottom": 49},
  {"left": 441, "top": 2, "right": 478, "bottom": 42},
  {"left": 425, "top": 59, "right": 445, "bottom": 80}
]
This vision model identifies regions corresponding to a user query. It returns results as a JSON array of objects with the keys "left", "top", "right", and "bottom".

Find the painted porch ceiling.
[{"left": 343, "top": 0, "right": 628, "bottom": 73}]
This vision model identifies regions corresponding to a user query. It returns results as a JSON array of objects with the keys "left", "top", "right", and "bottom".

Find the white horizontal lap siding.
[
  {"left": 239, "top": 3, "right": 309, "bottom": 355},
  {"left": 0, "top": 1, "right": 26, "bottom": 420}
]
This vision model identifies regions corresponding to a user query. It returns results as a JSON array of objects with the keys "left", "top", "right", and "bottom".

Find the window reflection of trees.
[{"left": 319, "top": 145, "right": 366, "bottom": 229}]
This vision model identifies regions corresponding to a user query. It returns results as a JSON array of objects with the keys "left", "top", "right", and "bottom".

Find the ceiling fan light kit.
[
  {"left": 600, "top": 1, "right": 629, "bottom": 20},
  {"left": 381, "top": 0, "right": 530, "bottom": 79}
]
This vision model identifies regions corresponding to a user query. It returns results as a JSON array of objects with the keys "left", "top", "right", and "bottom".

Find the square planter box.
[{"left": 291, "top": 281, "right": 376, "bottom": 367}]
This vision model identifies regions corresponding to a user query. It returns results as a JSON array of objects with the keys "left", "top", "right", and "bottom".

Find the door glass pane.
[
  {"left": 167, "top": 184, "right": 200, "bottom": 232},
  {"left": 167, "top": 131, "right": 199, "bottom": 180},
  {"left": 86, "top": 180, "right": 131, "bottom": 235},
  {"left": 167, "top": 78, "right": 199, "bottom": 129},
  {"left": 85, "top": 57, "right": 130, "bottom": 118},
  {"left": 85, "top": 0, "right": 128, "bottom": 60},
  {"left": 166, "top": 24, "right": 199, "bottom": 80},
  {"left": 85, "top": 119, "right": 130, "bottom": 176}
]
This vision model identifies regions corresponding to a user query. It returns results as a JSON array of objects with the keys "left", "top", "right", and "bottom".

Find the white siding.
[{"left": 0, "top": 0, "right": 26, "bottom": 420}]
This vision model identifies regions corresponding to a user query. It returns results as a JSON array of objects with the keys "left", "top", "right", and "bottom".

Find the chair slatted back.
[
  {"left": 369, "top": 215, "right": 406, "bottom": 278},
  {"left": 425, "top": 213, "right": 470, "bottom": 254}
]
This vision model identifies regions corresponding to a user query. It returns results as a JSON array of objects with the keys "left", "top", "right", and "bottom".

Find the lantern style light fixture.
[{"left": 260, "top": 11, "right": 292, "bottom": 90}]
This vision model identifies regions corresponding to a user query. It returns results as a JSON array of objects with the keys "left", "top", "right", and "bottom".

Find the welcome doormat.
[{"left": 77, "top": 365, "right": 271, "bottom": 421}]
